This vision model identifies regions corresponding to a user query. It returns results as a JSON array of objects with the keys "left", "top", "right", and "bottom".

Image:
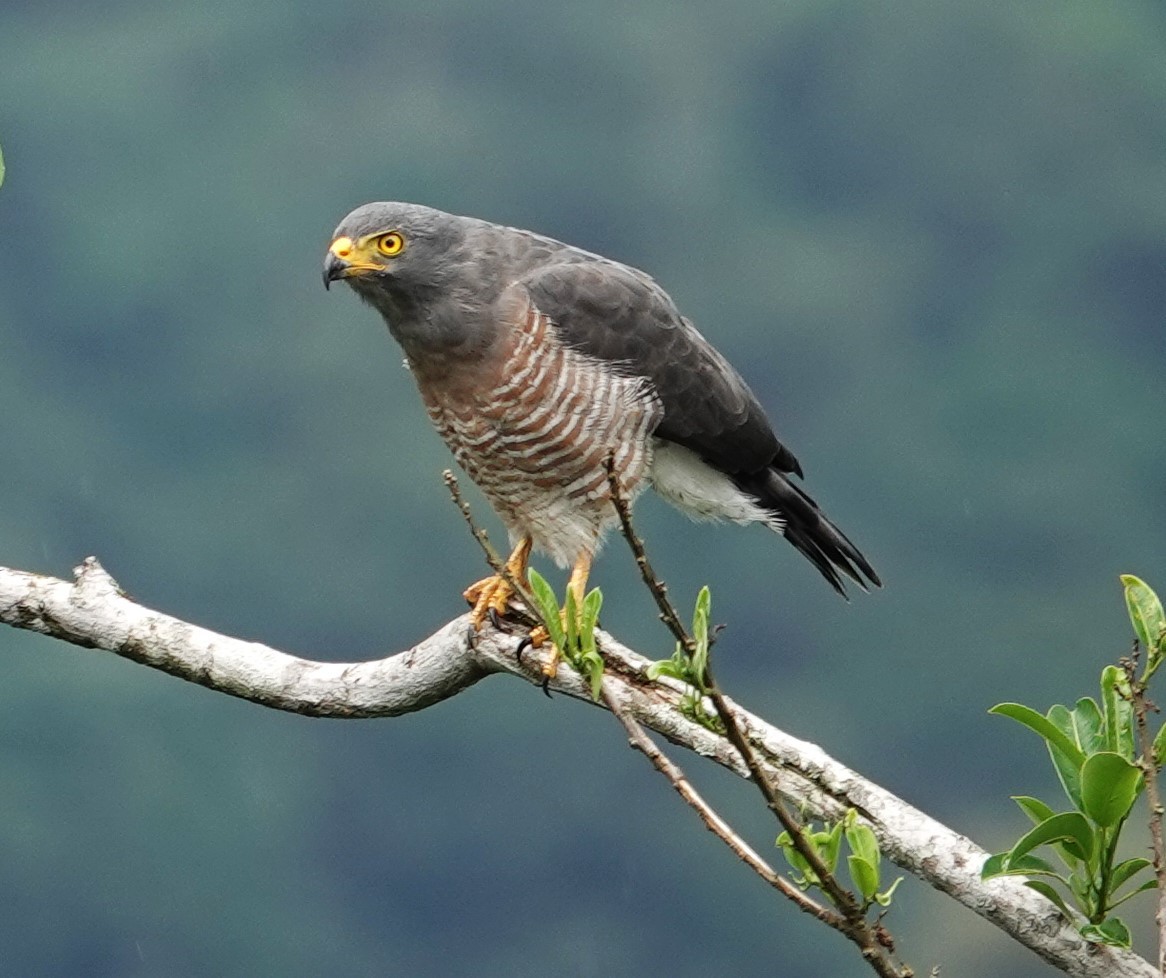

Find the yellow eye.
[{"left": 375, "top": 231, "right": 405, "bottom": 257}]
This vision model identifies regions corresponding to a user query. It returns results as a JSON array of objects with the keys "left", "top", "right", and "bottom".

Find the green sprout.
[
  {"left": 777, "top": 809, "right": 903, "bottom": 912},
  {"left": 526, "top": 568, "right": 605, "bottom": 700},
  {"left": 646, "top": 586, "right": 723, "bottom": 732}
]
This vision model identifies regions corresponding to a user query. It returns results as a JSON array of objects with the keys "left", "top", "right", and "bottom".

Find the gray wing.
[
  {"left": 517, "top": 258, "right": 881, "bottom": 594},
  {"left": 518, "top": 258, "right": 803, "bottom": 479}
]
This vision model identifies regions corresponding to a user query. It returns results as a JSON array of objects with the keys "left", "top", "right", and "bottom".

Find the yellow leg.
[
  {"left": 464, "top": 536, "right": 533, "bottom": 629},
  {"left": 541, "top": 551, "right": 593, "bottom": 680},
  {"left": 566, "top": 551, "right": 592, "bottom": 614}
]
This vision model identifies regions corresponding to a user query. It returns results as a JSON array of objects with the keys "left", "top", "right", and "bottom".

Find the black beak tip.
[{"left": 322, "top": 254, "right": 346, "bottom": 291}]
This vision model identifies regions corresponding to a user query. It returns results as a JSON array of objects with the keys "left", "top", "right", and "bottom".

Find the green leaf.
[
  {"left": 526, "top": 569, "right": 565, "bottom": 649},
  {"left": 1081, "top": 916, "right": 1132, "bottom": 948},
  {"left": 1080, "top": 752, "right": 1142, "bottom": 827},
  {"left": 1069, "top": 698, "right": 1104, "bottom": 755},
  {"left": 847, "top": 855, "right": 879, "bottom": 901},
  {"left": 691, "top": 586, "right": 711, "bottom": 689},
  {"left": 1100, "top": 665, "right": 1134, "bottom": 758},
  {"left": 1109, "top": 878, "right": 1159, "bottom": 910},
  {"left": 776, "top": 832, "right": 815, "bottom": 884},
  {"left": 980, "top": 853, "right": 1006, "bottom": 879},
  {"left": 646, "top": 659, "right": 685, "bottom": 682},
  {"left": 582, "top": 588, "right": 602, "bottom": 630},
  {"left": 845, "top": 822, "right": 880, "bottom": 869},
  {"left": 982, "top": 850, "right": 1064, "bottom": 880},
  {"left": 1153, "top": 723, "right": 1166, "bottom": 769},
  {"left": 776, "top": 824, "right": 847, "bottom": 884},
  {"left": 579, "top": 588, "right": 602, "bottom": 656},
  {"left": 992, "top": 703, "right": 1086, "bottom": 808},
  {"left": 1046, "top": 705, "right": 1087, "bottom": 810},
  {"left": 1013, "top": 795, "right": 1057, "bottom": 826},
  {"left": 819, "top": 820, "right": 845, "bottom": 874},
  {"left": 1109, "top": 857, "right": 1153, "bottom": 893},
  {"left": 874, "top": 876, "right": 903, "bottom": 907},
  {"left": 582, "top": 650, "right": 604, "bottom": 701},
  {"left": 1122, "top": 574, "right": 1166, "bottom": 656},
  {"left": 564, "top": 589, "right": 580, "bottom": 653},
  {"left": 1068, "top": 870, "right": 1090, "bottom": 905},
  {"left": 1024, "top": 879, "right": 1074, "bottom": 917},
  {"left": 990, "top": 703, "right": 1086, "bottom": 769},
  {"left": 1006, "top": 812, "right": 1094, "bottom": 865},
  {"left": 693, "top": 586, "right": 710, "bottom": 647},
  {"left": 1012, "top": 796, "right": 1080, "bottom": 868}
]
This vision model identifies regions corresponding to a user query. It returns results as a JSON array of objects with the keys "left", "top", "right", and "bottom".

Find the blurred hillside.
[{"left": 1, "top": 0, "right": 1165, "bottom": 975}]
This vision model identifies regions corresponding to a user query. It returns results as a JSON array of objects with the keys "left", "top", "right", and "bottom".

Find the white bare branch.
[{"left": 0, "top": 557, "right": 1155, "bottom": 978}]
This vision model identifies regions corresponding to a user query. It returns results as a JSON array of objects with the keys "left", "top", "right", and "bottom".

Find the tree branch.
[
  {"left": 0, "top": 557, "right": 1156, "bottom": 978},
  {"left": 600, "top": 677, "right": 841, "bottom": 925},
  {"left": 602, "top": 455, "right": 906, "bottom": 975}
]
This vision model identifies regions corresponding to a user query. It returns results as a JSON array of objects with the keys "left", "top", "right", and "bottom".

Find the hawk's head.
[
  {"left": 323, "top": 201, "right": 471, "bottom": 305},
  {"left": 325, "top": 201, "right": 506, "bottom": 357}
]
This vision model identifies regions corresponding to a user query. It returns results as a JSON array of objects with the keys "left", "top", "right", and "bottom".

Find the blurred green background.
[{"left": 2, "top": 0, "right": 1165, "bottom": 974}]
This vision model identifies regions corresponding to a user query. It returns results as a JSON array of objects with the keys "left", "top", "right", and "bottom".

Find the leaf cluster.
[
  {"left": 982, "top": 575, "right": 1166, "bottom": 947},
  {"left": 526, "top": 568, "right": 605, "bottom": 700},
  {"left": 777, "top": 809, "right": 902, "bottom": 913},
  {"left": 646, "top": 587, "right": 723, "bottom": 732}
]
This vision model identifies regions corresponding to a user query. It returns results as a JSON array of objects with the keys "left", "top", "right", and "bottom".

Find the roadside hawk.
[{"left": 323, "top": 202, "right": 879, "bottom": 645}]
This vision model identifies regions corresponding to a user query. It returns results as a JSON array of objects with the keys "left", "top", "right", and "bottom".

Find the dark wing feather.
[
  {"left": 736, "top": 468, "right": 881, "bottom": 593},
  {"left": 518, "top": 258, "right": 880, "bottom": 594},
  {"left": 520, "top": 259, "right": 800, "bottom": 476}
]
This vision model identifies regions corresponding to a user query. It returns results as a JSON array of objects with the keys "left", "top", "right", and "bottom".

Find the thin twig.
[
  {"left": 1126, "top": 651, "right": 1166, "bottom": 974},
  {"left": 443, "top": 470, "right": 539, "bottom": 628},
  {"left": 604, "top": 461, "right": 912, "bottom": 978},
  {"left": 603, "top": 459, "right": 846, "bottom": 901},
  {"left": 602, "top": 457, "right": 695, "bottom": 654},
  {"left": 703, "top": 675, "right": 861, "bottom": 912},
  {"left": 705, "top": 666, "right": 908, "bottom": 977},
  {"left": 599, "top": 678, "right": 842, "bottom": 925},
  {"left": 443, "top": 469, "right": 505, "bottom": 573}
]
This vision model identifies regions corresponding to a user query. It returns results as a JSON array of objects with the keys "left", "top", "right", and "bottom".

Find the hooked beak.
[
  {"left": 322, "top": 236, "right": 384, "bottom": 290},
  {"left": 322, "top": 251, "right": 347, "bottom": 290}
]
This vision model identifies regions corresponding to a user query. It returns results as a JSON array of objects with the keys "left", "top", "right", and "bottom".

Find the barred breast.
[{"left": 415, "top": 286, "right": 663, "bottom": 567}]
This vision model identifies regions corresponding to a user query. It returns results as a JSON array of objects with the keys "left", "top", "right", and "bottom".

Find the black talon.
[
  {"left": 515, "top": 635, "right": 534, "bottom": 664},
  {"left": 465, "top": 623, "right": 478, "bottom": 649},
  {"left": 487, "top": 606, "right": 504, "bottom": 631},
  {"left": 541, "top": 676, "right": 553, "bottom": 698}
]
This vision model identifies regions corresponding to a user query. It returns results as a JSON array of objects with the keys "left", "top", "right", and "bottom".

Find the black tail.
[{"left": 737, "top": 468, "right": 881, "bottom": 598}]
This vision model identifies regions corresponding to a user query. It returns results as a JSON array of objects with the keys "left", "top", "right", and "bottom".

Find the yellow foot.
[
  {"left": 464, "top": 536, "right": 534, "bottom": 633},
  {"left": 523, "top": 623, "right": 562, "bottom": 680},
  {"left": 463, "top": 574, "right": 519, "bottom": 630}
]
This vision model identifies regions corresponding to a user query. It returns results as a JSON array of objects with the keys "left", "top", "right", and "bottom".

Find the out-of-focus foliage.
[{"left": 0, "top": 0, "right": 1164, "bottom": 975}]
